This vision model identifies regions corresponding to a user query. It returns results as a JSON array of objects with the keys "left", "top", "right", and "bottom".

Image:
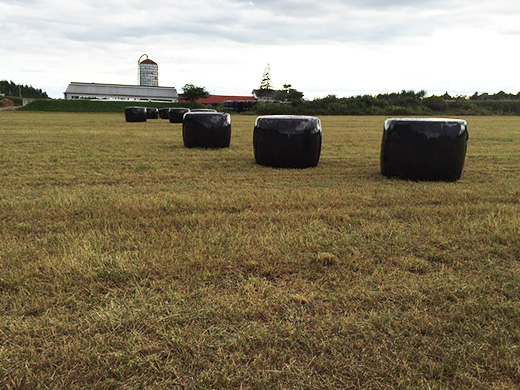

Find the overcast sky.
[{"left": 1, "top": 0, "right": 519, "bottom": 99}]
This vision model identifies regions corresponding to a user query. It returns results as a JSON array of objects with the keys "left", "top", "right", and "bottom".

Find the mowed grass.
[{"left": 1, "top": 112, "right": 519, "bottom": 389}]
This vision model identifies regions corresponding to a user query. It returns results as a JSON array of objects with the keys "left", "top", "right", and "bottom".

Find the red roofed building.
[
  {"left": 179, "top": 94, "right": 256, "bottom": 105},
  {"left": 179, "top": 94, "right": 258, "bottom": 112}
]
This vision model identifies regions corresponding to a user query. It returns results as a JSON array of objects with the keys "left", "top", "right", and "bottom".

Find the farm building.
[
  {"left": 138, "top": 55, "right": 158, "bottom": 87},
  {"left": 179, "top": 94, "right": 256, "bottom": 108},
  {"left": 64, "top": 82, "right": 178, "bottom": 102}
]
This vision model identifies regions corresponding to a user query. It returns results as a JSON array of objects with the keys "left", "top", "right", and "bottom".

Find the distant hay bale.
[
  {"left": 380, "top": 118, "right": 469, "bottom": 181},
  {"left": 125, "top": 106, "right": 147, "bottom": 122},
  {"left": 146, "top": 107, "right": 159, "bottom": 119},
  {"left": 169, "top": 107, "right": 191, "bottom": 123},
  {"left": 253, "top": 115, "right": 322, "bottom": 168},
  {"left": 158, "top": 108, "right": 170, "bottom": 119},
  {"left": 0, "top": 98, "right": 15, "bottom": 107},
  {"left": 223, "top": 100, "right": 257, "bottom": 113},
  {"left": 182, "top": 112, "right": 231, "bottom": 148},
  {"left": 191, "top": 109, "right": 217, "bottom": 112}
]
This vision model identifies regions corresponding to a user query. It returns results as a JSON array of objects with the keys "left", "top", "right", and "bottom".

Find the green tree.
[
  {"left": 0, "top": 80, "right": 48, "bottom": 98},
  {"left": 259, "top": 64, "right": 272, "bottom": 90},
  {"left": 423, "top": 96, "right": 448, "bottom": 111},
  {"left": 256, "top": 64, "right": 275, "bottom": 102},
  {"left": 182, "top": 84, "right": 209, "bottom": 103},
  {"left": 279, "top": 84, "right": 304, "bottom": 104}
]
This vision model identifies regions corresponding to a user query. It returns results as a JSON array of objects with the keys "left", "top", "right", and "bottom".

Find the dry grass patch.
[{"left": 1, "top": 112, "right": 519, "bottom": 389}]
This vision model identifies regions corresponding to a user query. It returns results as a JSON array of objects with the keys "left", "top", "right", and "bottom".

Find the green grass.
[{"left": 1, "top": 112, "right": 519, "bottom": 389}]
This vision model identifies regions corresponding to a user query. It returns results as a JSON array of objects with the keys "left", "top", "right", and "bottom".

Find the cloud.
[
  {"left": 2, "top": 0, "right": 520, "bottom": 98},
  {"left": 3, "top": 0, "right": 504, "bottom": 46}
]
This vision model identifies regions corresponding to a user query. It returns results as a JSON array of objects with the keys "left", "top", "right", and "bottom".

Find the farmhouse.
[{"left": 64, "top": 82, "right": 178, "bottom": 102}]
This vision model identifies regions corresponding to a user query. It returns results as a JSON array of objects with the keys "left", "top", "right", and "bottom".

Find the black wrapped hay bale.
[
  {"left": 191, "top": 108, "right": 217, "bottom": 112},
  {"left": 223, "top": 100, "right": 257, "bottom": 113},
  {"left": 183, "top": 112, "right": 231, "bottom": 148},
  {"left": 158, "top": 108, "right": 170, "bottom": 119},
  {"left": 125, "top": 106, "right": 147, "bottom": 122},
  {"left": 253, "top": 115, "right": 322, "bottom": 168},
  {"left": 169, "top": 107, "right": 191, "bottom": 123},
  {"left": 381, "top": 118, "right": 469, "bottom": 181},
  {"left": 146, "top": 107, "right": 159, "bottom": 119}
]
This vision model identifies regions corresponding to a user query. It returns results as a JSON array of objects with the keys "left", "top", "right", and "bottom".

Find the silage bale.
[
  {"left": 169, "top": 107, "right": 191, "bottom": 123},
  {"left": 380, "top": 118, "right": 469, "bottom": 181},
  {"left": 158, "top": 108, "right": 170, "bottom": 119},
  {"left": 146, "top": 107, "right": 159, "bottom": 119},
  {"left": 182, "top": 112, "right": 231, "bottom": 148},
  {"left": 191, "top": 109, "right": 217, "bottom": 112},
  {"left": 125, "top": 106, "right": 147, "bottom": 122},
  {"left": 253, "top": 115, "right": 322, "bottom": 168}
]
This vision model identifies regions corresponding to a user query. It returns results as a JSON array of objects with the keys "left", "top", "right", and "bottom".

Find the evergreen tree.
[
  {"left": 0, "top": 80, "right": 48, "bottom": 98},
  {"left": 259, "top": 64, "right": 272, "bottom": 90}
]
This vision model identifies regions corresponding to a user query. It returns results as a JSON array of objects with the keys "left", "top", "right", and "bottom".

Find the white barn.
[{"left": 64, "top": 82, "right": 178, "bottom": 102}]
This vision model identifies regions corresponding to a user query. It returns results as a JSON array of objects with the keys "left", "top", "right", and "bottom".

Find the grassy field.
[{"left": 0, "top": 112, "right": 519, "bottom": 389}]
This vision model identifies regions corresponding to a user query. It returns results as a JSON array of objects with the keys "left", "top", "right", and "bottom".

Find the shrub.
[{"left": 385, "top": 105, "right": 413, "bottom": 116}]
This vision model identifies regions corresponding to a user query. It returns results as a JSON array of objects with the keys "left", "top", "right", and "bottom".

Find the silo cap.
[{"left": 140, "top": 58, "right": 157, "bottom": 65}]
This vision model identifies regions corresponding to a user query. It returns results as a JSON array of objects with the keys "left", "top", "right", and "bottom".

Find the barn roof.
[{"left": 65, "top": 82, "right": 177, "bottom": 99}]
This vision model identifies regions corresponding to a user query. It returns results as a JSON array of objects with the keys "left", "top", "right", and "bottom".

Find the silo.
[{"left": 138, "top": 54, "right": 158, "bottom": 87}]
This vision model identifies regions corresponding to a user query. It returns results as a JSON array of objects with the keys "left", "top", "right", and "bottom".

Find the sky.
[{"left": 1, "top": 0, "right": 519, "bottom": 99}]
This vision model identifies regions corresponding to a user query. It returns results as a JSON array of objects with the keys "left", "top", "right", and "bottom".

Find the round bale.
[
  {"left": 146, "top": 107, "right": 159, "bottom": 119},
  {"left": 158, "top": 108, "right": 170, "bottom": 119},
  {"left": 380, "top": 118, "right": 469, "bottom": 181},
  {"left": 191, "top": 108, "right": 217, "bottom": 112},
  {"left": 125, "top": 106, "right": 147, "bottom": 122},
  {"left": 253, "top": 115, "right": 322, "bottom": 168},
  {"left": 183, "top": 112, "right": 231, "bottom": 148},
  {"left": 169, "top": 107, "right": 191, "bottom": 123}
]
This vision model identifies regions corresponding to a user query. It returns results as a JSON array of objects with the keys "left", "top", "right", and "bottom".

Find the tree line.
[
  {"left": 252, "top": 64, "right": 520, "bottom": 115},
  {"left": 254, "top": 90, "right": 520, "bottom": 116},
  {"left": 0, "top": 80, "right": 49, "bottom": 98}
]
